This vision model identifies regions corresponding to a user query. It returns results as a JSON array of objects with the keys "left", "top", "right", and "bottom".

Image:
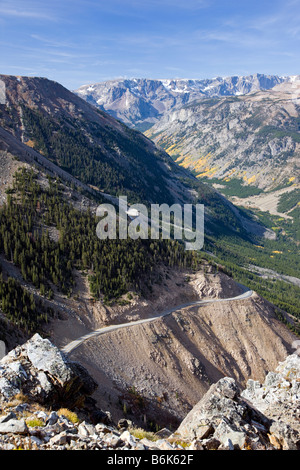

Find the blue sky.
[{"left": 0, "top": 0, "right": 299, "bottom": 90}]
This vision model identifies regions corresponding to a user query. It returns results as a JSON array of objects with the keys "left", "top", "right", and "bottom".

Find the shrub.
[
  {"left": 25, "top": 417, "right": 45, "bottom": 428},
  {"left": 128, "top": 426, "right": 158, "bottom": 442},
  {"left": 57, "top": 408, "right": 79, "bottom": 424}
]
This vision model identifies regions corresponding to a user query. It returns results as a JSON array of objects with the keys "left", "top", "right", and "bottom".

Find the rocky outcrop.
[
  {"left": 0, "top": 333, "right": 97, "bottom": 409},
  {"left": 0, "top": 408, "right": 188, "bottom": 451},
  {"left": 175, "top": 354, "right": 300, "bottom": 450},
  {"left": 176, "top": 377, "right": 273, "bottom": 450}
]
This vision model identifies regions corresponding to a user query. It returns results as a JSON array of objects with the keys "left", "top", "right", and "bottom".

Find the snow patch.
[
  {"left": 172, "top": 88, "right": 188, "bottom": 93},
  {"left": 202, "top": 85, "right": 215, "bottom": 91}
]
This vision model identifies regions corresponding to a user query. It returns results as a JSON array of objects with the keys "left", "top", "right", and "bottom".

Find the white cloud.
[
  {"left": 0, "top": 1, "right": 57, "bottom": 20},
  {"left": 30, "top": 35, "right": 76, "bottom": 49}
]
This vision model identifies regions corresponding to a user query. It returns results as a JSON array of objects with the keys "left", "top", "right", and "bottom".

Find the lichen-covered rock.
[
  {"left": 0, "top": 333, "right": 97, "bottom": 408},
  {"left": 242, "top": 354, "right": 300, "bottom": 410},
  {"left": 0, "top": 418, "right": 28, "bottom": 435},
  {"left": 26, "top": 334, "right": 74, "bottom": 385}
]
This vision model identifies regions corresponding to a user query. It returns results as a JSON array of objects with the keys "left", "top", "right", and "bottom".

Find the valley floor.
[{"left": 228, "top": 184, "right": 300, "bottom": 219}]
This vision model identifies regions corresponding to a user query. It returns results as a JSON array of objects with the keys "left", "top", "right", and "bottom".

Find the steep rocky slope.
[
  {"left": 146, "top": 78, "right": 300, "bottom": 193},
  {"left": 0, "top": 74, "right": 195, "bottom": 206},
  {"left": 67, "top": 284, "right": 297, "bottom": 430},
  {"left": 75, "top": 74, "right": 287, "bottom": 129}
]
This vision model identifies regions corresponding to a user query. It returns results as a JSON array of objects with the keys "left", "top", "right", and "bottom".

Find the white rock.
[
  {"left": 78, "top": 421, "right": 96, "bottom": 438},
  {"left": 0, "top": 419, "right": 28, "bottom": 435},
  {"left": 120, "top": 430, "right": 137, "bottom": 447}
]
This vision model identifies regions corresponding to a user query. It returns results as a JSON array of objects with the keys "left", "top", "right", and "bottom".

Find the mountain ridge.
[
  {"left": 145, "top": 78, "right": 300, "bottom": 194},
  {"left": 0, "top": 73, "right": 273, "bottom": 240},
  {"left": 75, "top": 74, "right": 291, "bottom": 128},
  {"left": 0, "top": 74, "right": 204, "bottom": 208}
]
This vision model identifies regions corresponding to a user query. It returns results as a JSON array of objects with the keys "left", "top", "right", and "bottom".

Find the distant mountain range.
[
  {"left": 145, "top": 78, "right": 300, "bottom": 193},
  {"left": 75, "top": 74, "right": 289, "bottom": 129},
  {"left": 75, "top": 73, "right": 300, "bottom": 202}
]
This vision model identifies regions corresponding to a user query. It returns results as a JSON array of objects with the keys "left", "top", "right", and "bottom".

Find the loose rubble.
[{"left": 0, "top": 334, "right": 299, "bottom": 450}]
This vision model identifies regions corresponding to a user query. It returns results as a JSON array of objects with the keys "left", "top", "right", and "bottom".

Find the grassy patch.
[
  {"left": 57, "top": 408, "right": 80, "bottom": 424},
  {"left": 128, "top": 427, "right": 159, "bottom": 442},
  {"left": 258, "top": 126, "right": 300, "bottom": 143},
  {"left": 200, "top": 176, "right": 263, "bottom": 198},
  {"left": 25, "top": 417, "right": 45, "bottom": 428}
]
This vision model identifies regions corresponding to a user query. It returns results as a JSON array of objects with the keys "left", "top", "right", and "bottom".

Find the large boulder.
[
  {"left": 0, "top": 333, "right": 97, "bottom": 409},
  {"left": 176, "top": 377, "right": 271, "bottom": 449},
  {"left": 176, "top": 355, "right": 300, "bottom": 450}
]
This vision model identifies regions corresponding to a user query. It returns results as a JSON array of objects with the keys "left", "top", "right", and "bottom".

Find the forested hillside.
[
  {"left": 0, "top": 74, "right": 299, "bottom": 342},
  {"left": 0, "top": 168, "right": 201, "bottom": 335}
]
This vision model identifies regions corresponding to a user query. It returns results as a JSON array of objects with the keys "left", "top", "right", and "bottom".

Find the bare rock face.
[
  {"left": 175, "top": 355, "right": 300, "bottom": 450},
  {"left": 0, "top": 334, "right": 97, "bottom": 409}
]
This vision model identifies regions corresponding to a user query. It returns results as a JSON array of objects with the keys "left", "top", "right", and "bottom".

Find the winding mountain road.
[{"left": 62, "top": 287, "right": 253, "bottom": 354}]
